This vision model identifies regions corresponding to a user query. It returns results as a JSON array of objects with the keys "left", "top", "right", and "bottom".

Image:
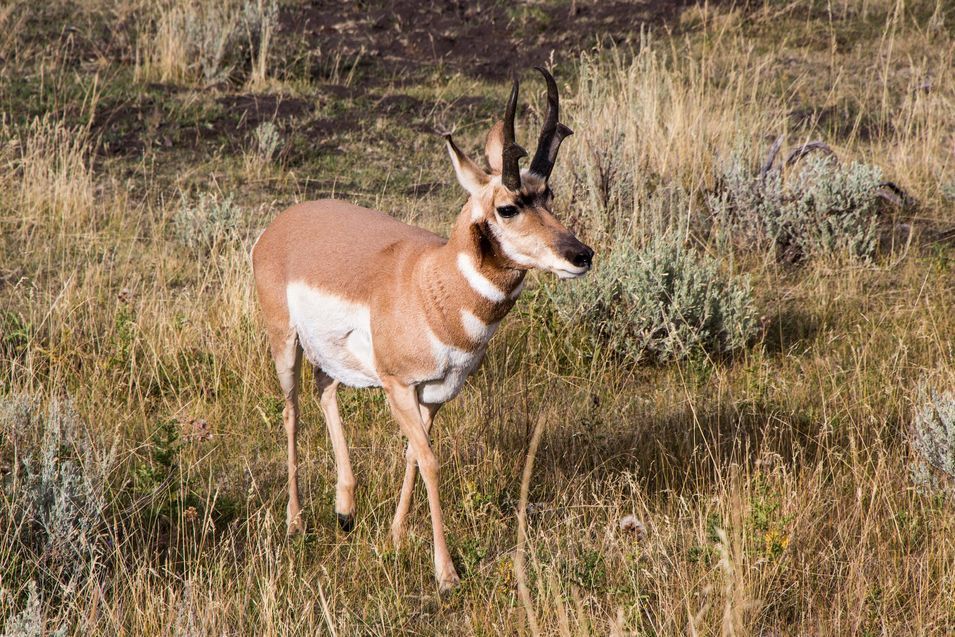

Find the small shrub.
[
  {"left": 551, "top": 237, "right": 756, "bottom": 363},
  {"left": 709, "top": 151, "right": 884, "bottom": 262},
  {"left": 253, "top": 121, "right": 281, "bottom": 164},
  {"left": 785, "top": 156, "right": 883, "bottom": 260},
  {"left": 170, "top": 192, "right": 246, "bottom": 253},
  {"left": 909, "top": 386, "right": 955, "bottom": 501},
  {"left": 707, "top": 148, "right": 784, "bottom": 255},
  {"left": 0, "top": 311, "right": 31, "bottom": 366},
  {"left": 133, "top": 419, "right": 183, "bottom": 515},
  {"left": 135, "top": 0, "right": 277, "bottom": 87},
  {"left": 190, "top": 3, "right": 242, "bottom": 84},
  {"left": 569, "top": 549, "right": 607, "bottom": 592},
  {"left": 1, "top": 581, "right": 66, "bottom": 637},
  {"left": 1, "top": 397, "right": 113, "bottom": 590},
  {"left": 940, "top": 180, "right": 955, "bottom": 203},
  {"left": 137, "top": 1, "right": 241, "bottom": 85},
  {"left": 172, "top": 581, "right": 202, "bottom": 637},
  {"left": 243, "top": 0, "right": 279, "bottom": 88},
  {"left": 244, "top": 121, "right": 282, "bottom": 176},
  {"left": 455, "top": 538, "right": 488, "bottom": 577}
]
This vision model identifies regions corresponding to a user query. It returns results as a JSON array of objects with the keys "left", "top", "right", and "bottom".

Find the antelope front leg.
[
  {"left": 382, "top": 379, "right": 459, "bottom": 592},
  {"left": 391, "top": 401, "right": 439, "bottom": 546}
]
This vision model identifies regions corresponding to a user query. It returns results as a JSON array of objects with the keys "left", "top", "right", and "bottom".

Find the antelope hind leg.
[{"left": 315, "top": 369, "right": 357, "bottom": 531}]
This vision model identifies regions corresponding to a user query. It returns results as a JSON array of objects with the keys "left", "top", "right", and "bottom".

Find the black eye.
[{"left": 496, "top": 205, "right": 519, "bottom": 218}]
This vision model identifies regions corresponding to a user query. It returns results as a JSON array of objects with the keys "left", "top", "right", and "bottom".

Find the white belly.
[
  {"left": 417, "top": 331, "right": 486, "bottom": 404},
  {"left": 286, "top": 282, "right": 381, "bottom": 388}
]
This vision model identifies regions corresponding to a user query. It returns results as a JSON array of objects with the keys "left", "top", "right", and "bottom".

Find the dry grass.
[
  {"left": 2, "top": 0, "right": 954, "bottom": 635},
  {"left": 134, "top": 0, "right": 277, "bottom": 88}
]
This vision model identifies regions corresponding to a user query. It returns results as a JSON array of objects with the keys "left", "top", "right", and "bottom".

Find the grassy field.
[{"left": 1, "top": 0, "right": 954, "bottom": 634}]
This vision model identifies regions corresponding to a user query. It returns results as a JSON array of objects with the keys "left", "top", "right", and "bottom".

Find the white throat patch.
[
  {"left": 418, "top": 330, "right": 486, "bottom": 404},
  {"left": 460, "top": 308, "right": 499, "bottom": 343},
  {"left": 456, "top": 252, "right": 506, "bottom": 302}
]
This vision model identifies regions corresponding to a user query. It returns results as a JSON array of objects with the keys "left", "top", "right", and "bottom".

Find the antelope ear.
[
  {"left": 484, "top": 121, "right": 504, "bottom": 174},
  {"left": 445, "top": 134, "right": 489, "bottom": 196}
]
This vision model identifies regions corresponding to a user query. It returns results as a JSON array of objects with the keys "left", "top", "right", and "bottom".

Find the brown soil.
[
  {"left": 88, "top": 1, "right": 695, "bottom": 158},
  {"left": 282, "top": 0, "right": 692, "bottom": 85}
]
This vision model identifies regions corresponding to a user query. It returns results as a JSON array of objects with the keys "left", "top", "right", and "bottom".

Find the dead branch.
[
  {"left": 759, "top": 135, "right": 784, "bottom": 178},
  {"left": 785, "top": 141, "right": 836, "bottom": 167}
]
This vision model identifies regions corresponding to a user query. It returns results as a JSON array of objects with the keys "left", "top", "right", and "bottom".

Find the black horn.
[
  {"left": 501, "top": 79, "right": 527, "bottom": 191},
  {"left": 529, "top": 67, "right": 573, "bottom": 180}
]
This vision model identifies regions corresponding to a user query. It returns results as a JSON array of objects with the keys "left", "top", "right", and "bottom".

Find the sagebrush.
[
  {"left": 551, "top": 236, "right": 756, "bottom": 363},
  {"left": 1, "top": 397, "right": 113, "bottom": 594},
  {"left": 170, "top": 192, "right": 248, "bottom": 253},
  {"left": 910, "top": 386, "right": 955, "bottom": 501},
  {"left": 136, "top": 0, "right": 278, "bottom": 86},
  {"left": 1, "top": 581, "right": 66, "bottom": 637},
  {"left": 708, "top": 150, "right": 885, "bottom": 262}
]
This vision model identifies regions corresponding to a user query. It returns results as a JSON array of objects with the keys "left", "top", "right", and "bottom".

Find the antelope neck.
[{"left": 416, "top": 205, "right": 526, "bottom": 350}]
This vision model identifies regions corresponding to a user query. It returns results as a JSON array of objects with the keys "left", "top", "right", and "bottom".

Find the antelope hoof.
[
  {"left": 287, "top": 511, "right": 306, "bottom": 536},
  {"left": 390, "top": 524, "right": 406, "bottom": 548},
  {"left": 437, "top": 566, "right": 461, "bottom": 594},
  {"left": 336, "top": 512, "right": 355, "bottom": 532}
]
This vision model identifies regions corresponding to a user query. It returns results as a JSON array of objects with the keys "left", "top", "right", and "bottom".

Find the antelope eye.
[{"left": 496, "top": 205, "right": 519, "bottom": 218}]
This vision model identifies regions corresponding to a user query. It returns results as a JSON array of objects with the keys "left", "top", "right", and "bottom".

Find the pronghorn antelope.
[{"left": 251, "top": 68, "right": 592, "bottom": 591}]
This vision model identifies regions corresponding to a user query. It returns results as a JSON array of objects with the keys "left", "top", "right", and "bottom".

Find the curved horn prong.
[
  {"left": 501, "top": 79, "right": 527, "bottom": 191},
  {"left": 529, "top": 66, "right": 573, "bottom": 179}
]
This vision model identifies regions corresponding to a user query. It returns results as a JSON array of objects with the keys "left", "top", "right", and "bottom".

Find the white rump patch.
[
  {"left": 460, "top": 308, "right": 499, "bottom": 343},
  {"left": 457, "top": 252, "right": 506, "bottom": 302},
  {"left": 286, "top": 282, "right": 380, "bottom": 388}
]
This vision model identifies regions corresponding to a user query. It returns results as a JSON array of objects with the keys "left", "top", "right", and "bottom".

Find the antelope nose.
[{"left": 570, "top": 245, "right": 594, "bottom": 269}]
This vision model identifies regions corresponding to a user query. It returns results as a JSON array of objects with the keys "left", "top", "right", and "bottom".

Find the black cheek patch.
[{"left": 474, "top": 222, "right": 502, "bottom": 260}]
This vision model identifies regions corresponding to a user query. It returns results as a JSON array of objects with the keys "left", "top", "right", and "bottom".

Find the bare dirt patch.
[
  {"left": 89, "top": 1, "right": 695, "bottom": 162},
  {"left": 281, "top": 0, "right": 693, "bottom": 85}
]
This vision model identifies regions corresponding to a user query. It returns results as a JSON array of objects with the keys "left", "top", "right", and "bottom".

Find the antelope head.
[{"left": 445, "top": 67, "right": 594, "bottom": 279}]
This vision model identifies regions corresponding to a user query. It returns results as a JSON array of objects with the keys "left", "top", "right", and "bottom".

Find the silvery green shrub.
[
  {"left": 551, "top": 237, "right": 756, "bottom": 363},
  {"left": 709, "top": 151, "right": 883, "bottom": 262},
  {"left": 1, "top": 397, "right": 112, "bottom": 589},
  {"left": 151, "top": 2, "right": 241, "bottom": 85},
  {"left": 1, "top": 581, "right": 66, "bottom": 637},
  {"left": 170, "top": 192, "right": 246, "bottom": 253},
  {"left": 785, "top": 156, "right": 882, "bottom": 260},
  {"left": 707, "top": 148, "right": 785, "bottom": 254},
  {"left": 243, "top": 0, "right": 279, "bottom": 47},
  {"left": 909, "top": 386, "right": 955, "bottom": 501},
  {"left": 184, "top": 3, "right": 241, "bottom": 84},
  {"left": 252, "top": 121, "right": 281, "bottom": 165}
]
